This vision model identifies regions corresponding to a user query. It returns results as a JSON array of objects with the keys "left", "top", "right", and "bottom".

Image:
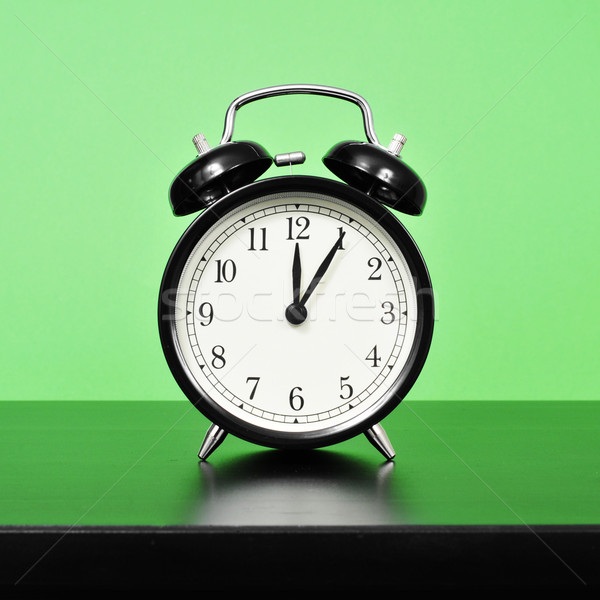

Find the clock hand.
[
  {"left": 285, "top": 242, "right": 307, "bottom": 325},
  {"left": 284, "top": 231, "right": 345, "bottom": 325},
  {"left": 292, "top": 242, "right": 301, "bottom": 305},
  {"left": 299, "top": 230, "right": 345, "bottom": 307}
]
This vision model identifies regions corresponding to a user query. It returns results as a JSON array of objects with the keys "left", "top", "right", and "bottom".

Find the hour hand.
[
  {"left": 285, "top": 231, "right": 344, "bottom": 325},
  {"left": 299, "top": 230, "right": 345, "bottom": 306}
]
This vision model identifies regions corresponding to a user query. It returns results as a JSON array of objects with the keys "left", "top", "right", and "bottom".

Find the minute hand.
[
  {"left": 299, "top": 231, "right": 345, "bottom": 306},
  {"left": 292, "top": 242, "right": 301, "bottom": 305}
]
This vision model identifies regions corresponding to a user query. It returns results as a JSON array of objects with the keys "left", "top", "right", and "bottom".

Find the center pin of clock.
[{"left": 285, "top": 302, "right": 307, "bottom": 325}]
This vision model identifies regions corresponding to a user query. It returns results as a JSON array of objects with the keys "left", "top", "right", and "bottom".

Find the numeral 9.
[{"left": 198, "top": 302, "right": 214, "bottom": 326}]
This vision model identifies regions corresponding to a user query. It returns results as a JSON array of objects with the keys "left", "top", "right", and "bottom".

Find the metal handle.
[{"left": 219, "top": 84, "right": 382, "bottom": 147}]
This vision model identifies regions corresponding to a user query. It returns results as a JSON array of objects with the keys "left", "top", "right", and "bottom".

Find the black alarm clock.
[{"left": 158, "top": 84, "right": 434, "bottom": 461}]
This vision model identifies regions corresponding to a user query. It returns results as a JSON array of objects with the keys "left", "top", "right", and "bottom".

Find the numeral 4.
[{"left": 365, "top": 345, "right": 381, "bottom": 368}]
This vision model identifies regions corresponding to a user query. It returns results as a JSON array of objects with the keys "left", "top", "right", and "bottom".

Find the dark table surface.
[{"left": 1, "top": 400, "right": 598, "bottom": 590}]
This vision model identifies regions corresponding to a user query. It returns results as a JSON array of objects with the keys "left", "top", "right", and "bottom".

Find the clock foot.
[
  {"left": 198, "top": 423, "right": 227, "bottom": 461},
  {"left": 365, "top": 423, "right": 395, "bottom": 460}
]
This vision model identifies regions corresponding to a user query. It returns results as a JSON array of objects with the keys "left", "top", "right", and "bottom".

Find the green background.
[{"left": 1, "top": 0, "right": 598, "bottom": 404}]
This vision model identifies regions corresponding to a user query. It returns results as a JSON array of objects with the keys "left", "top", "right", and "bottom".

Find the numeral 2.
[{"left": 368, "top": 257, "right": 382, "bottom": 280}]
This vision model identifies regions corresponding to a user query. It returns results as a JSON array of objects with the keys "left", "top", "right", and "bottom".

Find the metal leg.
[
  {"left": 198, "top": 423, "right": 227, "bottom": 461},
  {"left": 365, "top": 423, "right": 395, "bottom": 460}
]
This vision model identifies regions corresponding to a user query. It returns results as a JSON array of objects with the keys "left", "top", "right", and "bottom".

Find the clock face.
[{"left": 160, "top": 178, "right": 433, "bottom": 448}]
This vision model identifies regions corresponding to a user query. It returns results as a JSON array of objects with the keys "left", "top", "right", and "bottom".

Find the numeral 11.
[{"left": 248, "top": 227, "right": 267, "bottom": 251}]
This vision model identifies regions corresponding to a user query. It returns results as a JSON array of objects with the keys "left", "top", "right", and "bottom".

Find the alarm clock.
[{"left": 158, "top": 84, "right": 434, "bottom": 461}]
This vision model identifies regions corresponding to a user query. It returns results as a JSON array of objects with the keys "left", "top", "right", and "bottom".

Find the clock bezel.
[{"left": 158, "top": 175, "right": 434, "bottom": 451}]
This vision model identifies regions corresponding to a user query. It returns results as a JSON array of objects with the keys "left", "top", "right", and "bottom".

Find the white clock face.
[{"left": 171, "top": 190, "right": 419, "bottom": 438}]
